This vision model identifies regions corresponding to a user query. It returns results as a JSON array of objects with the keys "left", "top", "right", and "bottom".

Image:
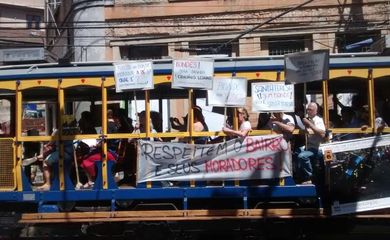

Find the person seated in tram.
[
  {"left": 222, "top": 107, "right": 252, "bottom": 138},
  {"left": 76, "top": 111, "right": 116, "bottom": 189},
  {"left": 256, "top": 112, "right": 271, "bottom": 130},
  {"left": 169, "top": 106, "right": 209, "bottom": 143},
  {"left": 134, "top": 110, "right": 162, "bottom": 141},
  {"left": 36, "top": 129, "right": 74, "bottom": 191},
  {"left": 112, "top": 109, "right": 136, "bottom": 185},
  {"left": 191, "top": 106, "right": 209, "bottom": 144},
  {"left": 334, "top": 107, "right": 363, "bottom": 141},
  {"left": 170, "top": 114, "right": 187, "bottom": 132},
  {"left": 296, "top": 102, "right": 326, "bottom": 185},
  {"left": 22, "top": 129, "right": 41, "bottom": 184},
  {"left": 360, "top": 105, "right": 388, "bottom": 135}
]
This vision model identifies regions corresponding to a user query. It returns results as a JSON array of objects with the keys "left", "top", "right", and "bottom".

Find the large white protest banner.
[
  {"left": 207, "top": 77, "right": 247, "bottom": 107},
  {"left": 172, "top": 59, "right": 214, "bottom": 89},
  {"left": 137, "top": 135, "right": 292, "bottom": 183},
  {"left": 251, "top": 82, "right": 294, "bottom": 112},
  {"left": 285, "top": 49, "right": 329, "bottom": 84},
  {"left": 114, "top": 61, "right": 154, "bottom": 92}
]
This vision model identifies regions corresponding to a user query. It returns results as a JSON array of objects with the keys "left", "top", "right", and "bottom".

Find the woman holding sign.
[{"left": 222, "top": 108, "right": 252, "bottom": 138}]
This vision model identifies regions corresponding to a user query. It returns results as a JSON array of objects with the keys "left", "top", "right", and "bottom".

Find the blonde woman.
[{"left": 222, "top": 108, "right": 251, "bottom": 138}]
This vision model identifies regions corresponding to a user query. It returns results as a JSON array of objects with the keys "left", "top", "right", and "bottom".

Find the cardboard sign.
[
  {"left": 251, "top": 82, "right": 294, "bottom": 112},
  {"left": 207, "top": 77, "right": 247, "bottom": 107},
  {"left": 114, "top": 61, "right": 154, "bottom": 92},
  {"left": 137, "top": 135, "right": 292, "bottom": 183},
  {"left": 172, "top": 59, "right": 214, "bottom": 89},
  {"left": 285, "top": 50, "right": 329, "bottom": 84}
]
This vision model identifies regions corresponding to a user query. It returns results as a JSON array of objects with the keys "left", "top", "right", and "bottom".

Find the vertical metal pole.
[
  {"left": 188, "top": 89, "right": 195, "bottom": 187},
  {"left": 145, "top": 90, "right": 152, "bottom": 189},
  {"left": 145, "top": 90, "right": 151, "bottom": 137},
  {"left": 322, "top": 80, "right": 329, "bottom": 128},
  {"left": 101, "top": 77, "right": 108, "bottom": 190},
  {"left": 15, "top": 82, "right": 23, "bottom": 191},
  {"left": 58, "top": 80, "right": 65, "bottom": 190},
  {"left": 368, "top": 69, "right": 375, "bottom": 133}
]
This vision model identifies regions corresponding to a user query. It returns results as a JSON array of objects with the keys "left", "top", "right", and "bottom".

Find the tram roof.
[{"left": 0, "top": 53, "right": 390, "bottom": 81}]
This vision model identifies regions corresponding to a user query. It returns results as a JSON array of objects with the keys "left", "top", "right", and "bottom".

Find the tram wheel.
[
  {"left": 57, "top": 201, "right": 76, "bottom": 212},
  {"left": 116, "top": 200, "right": 134, "bottom": 209}
]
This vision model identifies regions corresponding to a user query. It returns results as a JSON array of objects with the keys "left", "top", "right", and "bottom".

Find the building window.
[
  {"left": 188, "top": 41, "right": 237, "bottom": 56},
  {"left": 336, "top": 31, "right": 381, "bottom": 53},
  {"left": 26, "top": 15, "right": 41, "bottom": 30},
  {"left": 121, "top": 45, "right": 168, "bottom": 60},
  {"left": 268, "top": 36, "right": 306, "bottom": 55}
]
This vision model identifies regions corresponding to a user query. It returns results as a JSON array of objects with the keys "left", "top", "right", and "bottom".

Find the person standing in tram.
[{"left": 297, "top": 102, "right": 326, "bottom": 184}]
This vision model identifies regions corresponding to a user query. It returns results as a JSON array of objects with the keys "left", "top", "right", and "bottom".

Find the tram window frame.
[
  {"left": 374, "top": 77, "right": 390, "bottom": 132},
  {"left": 0, "top": 98, "right": 13, "bottom": 137}
]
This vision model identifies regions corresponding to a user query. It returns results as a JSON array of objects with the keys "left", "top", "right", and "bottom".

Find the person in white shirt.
[
  {"left": 267, "top": 112, "right": 295, "bottom": 142},
  {"left": 223, "top": 108, "right": 252, "bottom": 138},
  {"left": 297, "top": 102, "right": 326, "bottom": 184}
]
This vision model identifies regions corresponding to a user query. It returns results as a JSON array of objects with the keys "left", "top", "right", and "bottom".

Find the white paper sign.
[
  {"left": 207, "top": 77, "right": 247, "bottom": 107},
  {"left": 137, "top": 135, "right": 292, "bottom": 183},
  {"left": 285, "top": 50, "right": 329, "bottom": 84},
  {"left": 252, "top": 82, "right": 294, "bottom": 112},
  {"left": 114, "top": 61, "right": 154, "bottom": 92},
  {"left": 172, "top": 59, "right": 214, "bottom": 89}
]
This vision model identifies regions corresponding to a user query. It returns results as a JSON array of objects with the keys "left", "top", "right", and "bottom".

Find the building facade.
[
  {"left": 0, "top": 0, "right": 45, "bottom": 65},
  {"left": 46, "top": 0, "right": 390, "bottom": 62}
]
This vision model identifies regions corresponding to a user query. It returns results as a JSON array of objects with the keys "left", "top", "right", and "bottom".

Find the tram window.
[
  {"left": 64, "top": 86, "right": 101, "bottom": 135},
  {"left": 327, "top": 78, "right": 368, "bottom": 130},
  {"left": 22, "top": 102, "right": 57, "bottom": 136},
  {"left": 374, "top": 77, "right": 390, "bottom": 130},
  {"left": 147, "top": 85, "right": 190, "bottom": 134},
  {"left": 196, "top": 98, "right": 224, "bottom": 131},
  {"left": 0, "top": 99, "right": 12, "bottom": 136}
]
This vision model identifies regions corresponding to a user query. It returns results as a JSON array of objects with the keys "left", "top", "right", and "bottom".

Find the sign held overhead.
[
  {"left": 172, "top": 59, "right": 214, "bottom": 90},
  {"left": 285, "top": 49, "right": 329, "bottom": 84},
  {"left": 251, "top": 82, "right": 294, "bottom": 112},
  {"left": 207, "top": 77, "right": 247, "bottom": 107},
  {"left": 114, "top": 61, "right": 154, "bottom": 92}
]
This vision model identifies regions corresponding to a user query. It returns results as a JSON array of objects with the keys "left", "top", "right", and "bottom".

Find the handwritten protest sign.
[
  {"left": 207, "top": 77, "right": 247, "bottom": 107},
  {"left": 172, "top": 59, "right": 214, "bottom": 89},
  {"left": 114, "top": 61, "right": 154, "bottom": 92},
  {"left": 137, "top": 135, "right": 292, "bottom": 183},
  {"left": 285, "top": 50, "right": 329, "bottom": 84},
  {"left": 251, "top": 82, "right": 294, "bottom": 112}
]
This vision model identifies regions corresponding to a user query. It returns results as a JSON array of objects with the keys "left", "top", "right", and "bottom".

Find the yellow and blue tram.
[{"left": 0, "top": 53, "right": 389, "bottom": 237}]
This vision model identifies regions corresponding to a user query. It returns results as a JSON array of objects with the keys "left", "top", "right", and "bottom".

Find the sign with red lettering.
[
  {"left": 172, "top": 59, "right": 214, "bottom": 89},
  {"left": 137, "top": 135, "right": 292, "bottom": 183},
  {"left": 252, "top": 82, "right": 294, "bottom": 112},
  {"left": 114, "top": 61, "right": 154, "bottom": 92}
]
